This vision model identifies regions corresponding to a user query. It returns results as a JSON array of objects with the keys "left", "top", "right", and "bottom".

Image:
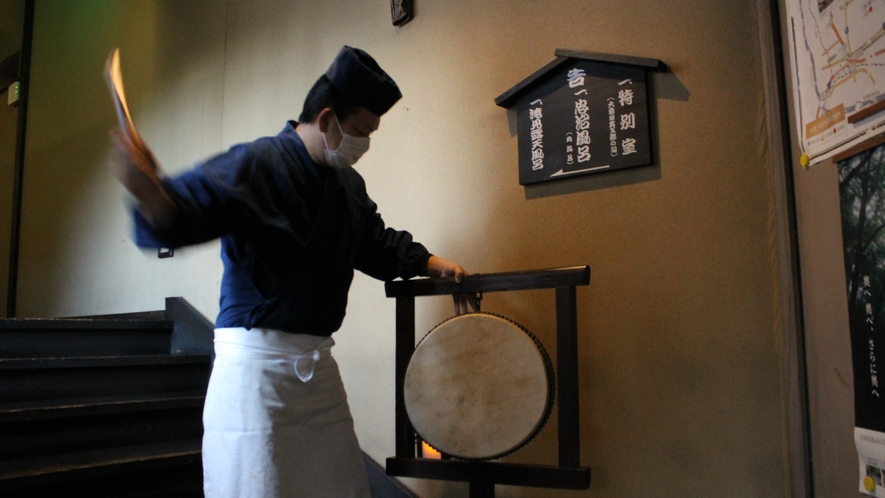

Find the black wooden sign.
[{"left": 496, "top": 49, "right": 666, "bottom": 185}]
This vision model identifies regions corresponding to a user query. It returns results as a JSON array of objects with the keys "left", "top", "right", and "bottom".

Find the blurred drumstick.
[{"left": 104, "top": 48, "right": 144, "bottom": 149}]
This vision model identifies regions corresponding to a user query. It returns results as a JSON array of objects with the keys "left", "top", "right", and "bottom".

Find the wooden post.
[
  {"left": 556, "top": 285, "right": 580, "bottom": 468},
  {"left": 395, "top": 295, "right": 416, "bottom": 458}
]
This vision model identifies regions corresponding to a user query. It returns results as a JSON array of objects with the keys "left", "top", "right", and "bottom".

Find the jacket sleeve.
[
  {"left": 133, "top": 141, "right": 303, "bottom": 249},
  {"left": 354, "top": 198, "right": 431, "bottom": 281}
]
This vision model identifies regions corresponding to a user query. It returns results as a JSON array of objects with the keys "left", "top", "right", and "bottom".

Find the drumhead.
[{"left": 404, "top": 312, "right": 554, "bottom": 460}]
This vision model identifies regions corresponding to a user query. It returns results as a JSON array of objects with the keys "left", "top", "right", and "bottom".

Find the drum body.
[{"left": 404, "top": 312, "right": 554, "bottom": 460}]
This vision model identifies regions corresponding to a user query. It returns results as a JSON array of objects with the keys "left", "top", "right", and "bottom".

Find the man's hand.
[
  {"left": 427, "top": 255, "right": 478, "bottom": 315},
  {"left": 109, "top": 129, "right": 176, "bottom": 229}
]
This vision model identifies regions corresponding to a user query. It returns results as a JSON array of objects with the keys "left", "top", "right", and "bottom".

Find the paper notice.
[{"left": 856, "top": 428, "right": 885, "bottom": 496}]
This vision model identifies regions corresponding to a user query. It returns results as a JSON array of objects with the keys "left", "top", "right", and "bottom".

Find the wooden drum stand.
[{"left": 384, "top": 266, "right": 592, "bottom": 498}]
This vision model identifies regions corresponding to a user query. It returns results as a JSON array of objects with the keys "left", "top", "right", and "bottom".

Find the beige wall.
[
  {"left": 18, "top": 0, "right": 225, "bottom": 317},
  {"left": 17, "top": 1, "right": 788, "bottom": 496}
]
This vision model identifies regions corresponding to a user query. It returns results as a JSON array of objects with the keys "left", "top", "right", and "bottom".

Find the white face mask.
[{"left": 322, "top": 115, "right": 370, "bottom": 169}]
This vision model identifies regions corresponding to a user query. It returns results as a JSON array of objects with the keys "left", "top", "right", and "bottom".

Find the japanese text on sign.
[
  {"left": 505, "top": 54, "right": 657, "bottom": 185},
  {"left": 608, "top": 99, "right": 617, "bottom": 156},
  {"left": 530, "top": 103, "right": 544, "bottom": 170},
  {"left": 618, "top": 81, "right": 637, "bottom": 156},
  {"left": 569, "top": 68, "right": 591, "bottom": 164}
]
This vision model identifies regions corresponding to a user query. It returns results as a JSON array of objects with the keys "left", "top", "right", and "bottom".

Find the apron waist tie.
[{"left": 214, "top": 327, "right": 335, "bottom": 382}]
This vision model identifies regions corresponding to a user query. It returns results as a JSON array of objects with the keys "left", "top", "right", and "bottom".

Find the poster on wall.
[
  {"left": 785, "top": 0, "right": 885, "bottom": 167},
  {"left": 838, "top": 143, "right": 885, "bottom": 496}
]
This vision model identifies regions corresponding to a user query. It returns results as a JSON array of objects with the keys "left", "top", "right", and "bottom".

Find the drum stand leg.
[{"left": 469, "top": 480, "right": 494, "bottom": 498}]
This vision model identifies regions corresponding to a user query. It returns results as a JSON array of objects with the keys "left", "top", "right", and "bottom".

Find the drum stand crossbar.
[{"left": 385, "top": 265, "right": 592, "bottom": 498}]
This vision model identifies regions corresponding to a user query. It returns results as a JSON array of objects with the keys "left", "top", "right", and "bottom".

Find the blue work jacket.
[{"left": 134, "top": 121, "right": 430, "bottom": 335}]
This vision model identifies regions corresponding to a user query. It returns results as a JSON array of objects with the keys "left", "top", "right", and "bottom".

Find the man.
[{"left": 112, "top": 46, "right": 472, "bottom": 497}]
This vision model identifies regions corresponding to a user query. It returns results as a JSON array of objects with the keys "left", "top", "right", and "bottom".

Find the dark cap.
[{"left": 324, "top": 46, "right": 402, "bottom": 116}]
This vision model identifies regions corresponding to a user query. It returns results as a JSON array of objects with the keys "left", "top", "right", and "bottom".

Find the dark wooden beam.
[
  {"left": 556, "top": 285, "right": 581, "bottom": 468},
  {"left": 385, "top": 266, "right": 590, "bottom": 298},
  {"left": 394, "top": 295, "right": 416, "bottom": 459},
  {"left": 386, "top": 458, "right": 591, "bottom": 489},
  {"left": 7, "top": 0, "right": 35, "bottom": 317}
]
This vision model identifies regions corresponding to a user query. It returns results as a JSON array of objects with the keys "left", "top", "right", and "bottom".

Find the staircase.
[
  {"left": 0, "top": 297, "right": 421, "bottom": 498},
  {"left": 0, "top": 297, "right": 213, "bottom": 497}
]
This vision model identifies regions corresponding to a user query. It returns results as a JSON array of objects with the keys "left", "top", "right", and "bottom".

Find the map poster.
[
  {"left": 837, "top": 144, "right": 885, "bottom": 496},
  {"left": 786, "top": 0, "right": 885, "bottom": 166}
]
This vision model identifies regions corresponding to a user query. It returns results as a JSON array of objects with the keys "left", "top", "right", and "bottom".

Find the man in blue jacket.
[{"left": 112, "top": 46, "right": 471, "bottom": 497}]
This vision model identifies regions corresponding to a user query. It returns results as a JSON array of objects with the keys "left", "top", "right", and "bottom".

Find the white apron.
[{"left": 203, "top": 327, "right": 370, "bottom": 498}]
